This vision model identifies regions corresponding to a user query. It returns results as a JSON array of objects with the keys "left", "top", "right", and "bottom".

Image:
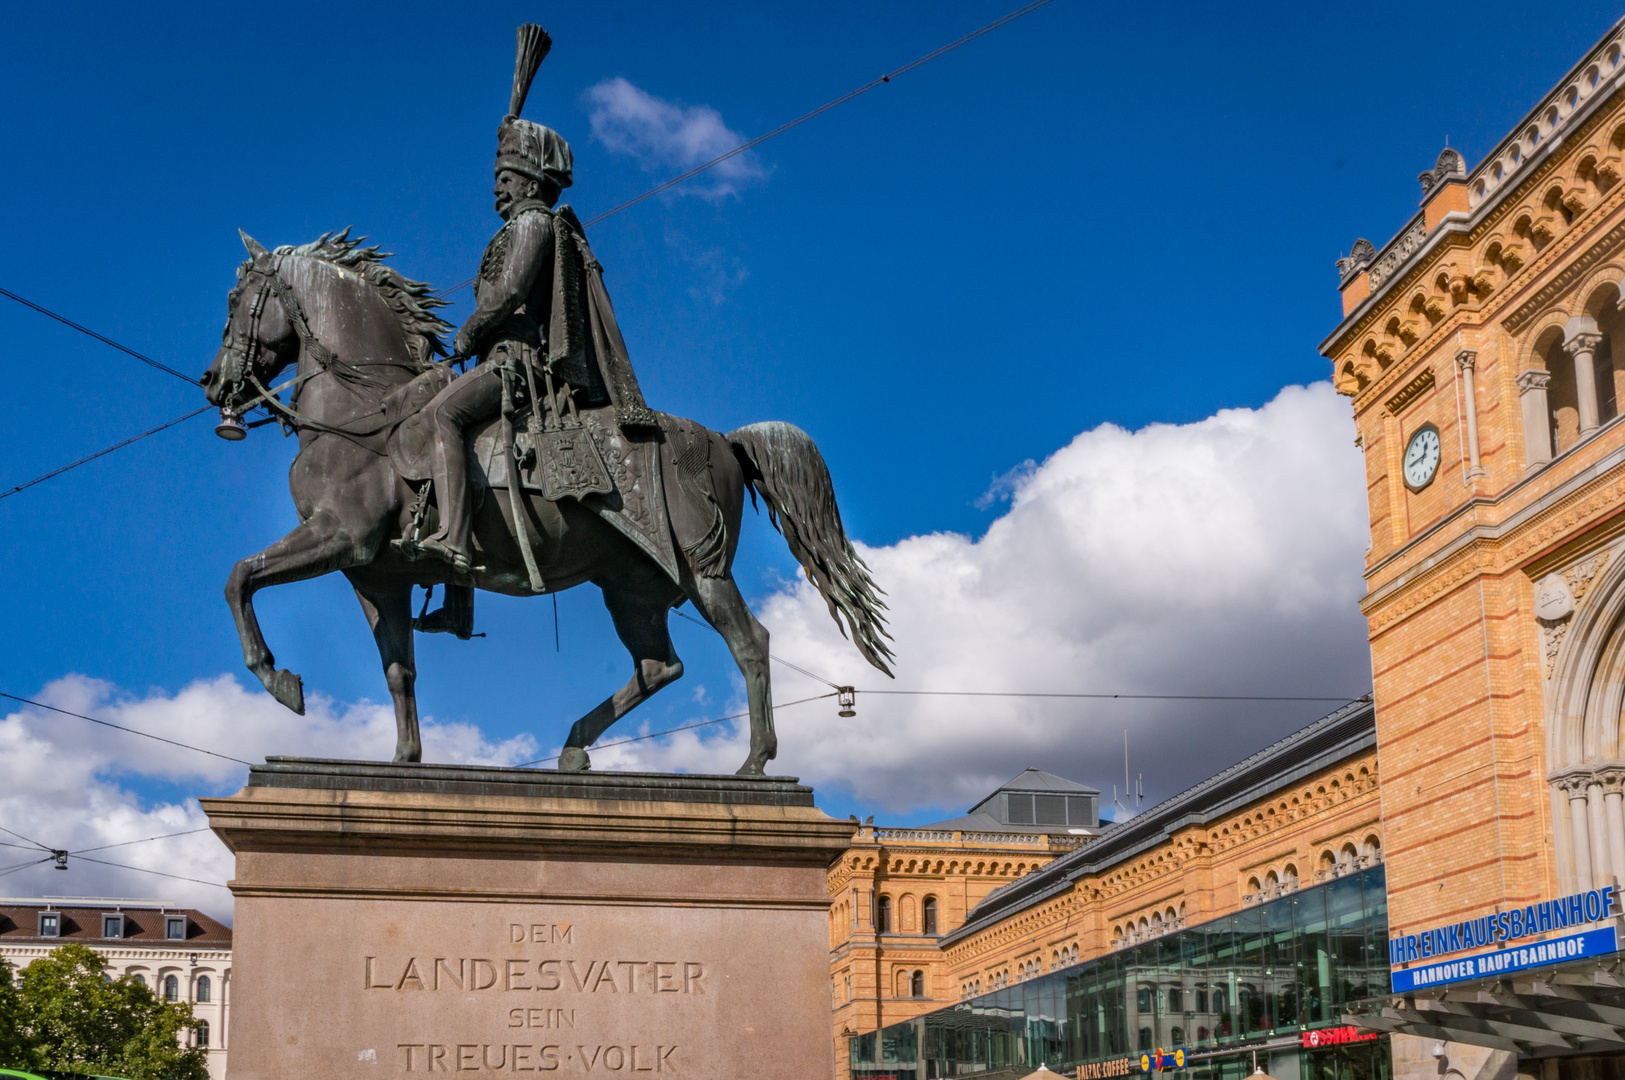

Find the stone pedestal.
[{"left": 201, "top": 758, "right": 854, "bottom": 1079}]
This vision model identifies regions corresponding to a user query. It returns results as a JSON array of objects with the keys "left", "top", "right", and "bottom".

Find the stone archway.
[{"left": 1543, "top": 541, "right": 1625, "bottom": 891}]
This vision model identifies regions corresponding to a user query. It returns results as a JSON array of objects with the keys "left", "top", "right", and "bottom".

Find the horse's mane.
[{"left": 266, "top": 227, "right": 452, "bottom": 367}]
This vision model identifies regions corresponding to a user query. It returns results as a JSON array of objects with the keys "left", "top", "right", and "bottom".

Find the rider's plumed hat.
[{"left": 496, "top": 24, "right": 573, "bottom": 193}]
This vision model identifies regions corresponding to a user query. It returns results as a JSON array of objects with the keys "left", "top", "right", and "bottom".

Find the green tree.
[
  {"left": 13, "top": 943, "right": 208, "bottom": 1080},
  {"left": 0, "top": 958, "right": 30, "bottom": 1067}
]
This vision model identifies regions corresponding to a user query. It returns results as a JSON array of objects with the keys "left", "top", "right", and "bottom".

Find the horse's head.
[{"left": 200, "top": 231, "right": 299, "bottom": 412}]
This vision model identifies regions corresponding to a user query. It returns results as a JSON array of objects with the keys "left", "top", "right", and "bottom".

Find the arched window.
[
  {"left": 922, "top": 896, "right": 938, "bottom": 935},
  {"left": 876, "top": 895, "right": 892, "bottom": 933},
  {"left": 132, "top": 973, "right": 146, "bottom": 988},
  {"left": 164, "top": 975, "right": 179, "bottom": 1002},
  {"left": 196, "top": 975, "right": 211, "bottom": 1003},
  {"left": 1539, "top": 328, "right": 1581, "bottom": 454},
  {"left": 195, "top": 1020, "right": 209, "bottom": 1048},
  {"left": 911, "top": 970, "right": 925, "bottom": 998}
]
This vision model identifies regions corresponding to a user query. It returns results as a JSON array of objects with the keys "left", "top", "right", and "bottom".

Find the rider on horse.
[
  {"left": 415, "top": 117, "right": 572, "bottom": 574},
  {"left": 416, "top": 27, "right": 656, "bottom": 576}
]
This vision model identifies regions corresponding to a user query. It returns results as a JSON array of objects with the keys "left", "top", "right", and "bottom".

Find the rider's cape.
[{"left": 546, "top": 206, "right": 658, "bottom": 431}]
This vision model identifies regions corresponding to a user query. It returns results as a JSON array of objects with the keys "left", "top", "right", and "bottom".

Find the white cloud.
[
  {"left": 584, "top": 77, "right": 765, "bottom": 201},
  {"left": 599, "top": 383, "right": 1375, "bottom": 817},
  {"left": 1, "top": 383, "right": 1374, "bottom": 911},
  {"left": 0, "top": 676, "right": 536, "bottom": 920}
]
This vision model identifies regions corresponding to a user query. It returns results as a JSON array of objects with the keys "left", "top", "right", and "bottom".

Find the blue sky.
[{"left": 0, "top": 0, "right": 1618, "bottom": 909}]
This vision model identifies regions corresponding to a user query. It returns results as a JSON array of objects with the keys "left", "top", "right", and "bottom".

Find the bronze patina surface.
[{"left": 197, "top": 25, "right": 893, "bottom": 775}]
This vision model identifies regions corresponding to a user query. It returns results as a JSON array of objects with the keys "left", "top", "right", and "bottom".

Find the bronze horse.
[{"left": 200, "top": 230, "right": 892, "bottom": 773}]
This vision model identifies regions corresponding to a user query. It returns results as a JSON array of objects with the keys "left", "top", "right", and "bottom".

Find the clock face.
[{"left": 1403, "top": 426, "right": 1441, "bottom": 490}]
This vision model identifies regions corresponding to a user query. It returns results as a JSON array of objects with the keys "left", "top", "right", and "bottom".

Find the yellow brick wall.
[{"left": 1325, "top": 83, "right": 1625, "bottom": 941}]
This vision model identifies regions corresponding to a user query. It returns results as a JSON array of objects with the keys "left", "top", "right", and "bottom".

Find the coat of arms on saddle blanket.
[
  {"left": 383, "top": 392, "right": 680, "bottom": 584},
  {"left": 473, "top": 417, "right": 681, "bottom": 584}
]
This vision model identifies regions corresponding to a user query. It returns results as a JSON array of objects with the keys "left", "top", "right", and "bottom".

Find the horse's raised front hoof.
[
  {"left": 393, "top": 741, "right": 422, "bottom": 764},
  {"left": 268, "top": 669, "right": 305, "bottom": 715},
  {"left": 558, "top": 747, "right": 590, "bottom": 772}
]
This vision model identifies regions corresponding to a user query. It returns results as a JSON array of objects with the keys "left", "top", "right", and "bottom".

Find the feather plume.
[{"left": 510, "top": 23, "right": 553, "bottom": 118}]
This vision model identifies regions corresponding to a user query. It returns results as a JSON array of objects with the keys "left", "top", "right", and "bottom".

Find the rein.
[{"left": 226, "top": 255, "right": 425, "bottom": 446}]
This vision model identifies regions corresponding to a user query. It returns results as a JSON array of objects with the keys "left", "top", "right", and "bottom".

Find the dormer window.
[
  {"left": 38, "top": 911, "right": 60, "bottom": 937},
  {"left": 102, "top": 913, "right": 125, "bottom": 939},
  {"left": 166, "top": 916, "right": 187, "bottom": 941}
]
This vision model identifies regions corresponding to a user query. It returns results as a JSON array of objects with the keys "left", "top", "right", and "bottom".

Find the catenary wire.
[
  {"left": 0, "top": 691, "right": 252, "bottom": 766},
  {"left": 579, "top": 0, "right": 1060, "bottom": 228},
  {"left": 515, "top": 691, "right": 836, "bottom": 767},
  {"left": 0, "top": 405, "right": 213, "bottom": 503},
  {"left": 670, "top": 608, "right": 843, "bottom": 688},
  {"left": 0, "top": 857, "right": 55, "bottom": 880},
  {"left": 0, "top": 824, "right": 54, "bottom": 853},
  {"left": 440, "top": 0, "right": 1061, "bottom": 296},
  {"left": 70, "top": 827, "right": 214, "bottom": 856},
  {"left": 857, "top": 691, "right": 1367, "bottom": 702},
  {"left": 0, "top": 286, "right": 198, "bottom": 384},
  {"left": 72, "top": 854, "right": 230, "bottom": 890}
]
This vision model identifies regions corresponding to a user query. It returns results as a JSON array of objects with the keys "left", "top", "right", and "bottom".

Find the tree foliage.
[{"left": 1, "top": 944, "right": 209, "bottom": 1080}]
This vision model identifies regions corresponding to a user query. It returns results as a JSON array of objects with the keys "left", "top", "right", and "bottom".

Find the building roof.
[
  {"left": 919, "top": 768, "right": 1101, "bottom": 834},
  {"left": 939, "top": 698, "right": 1376, "bottom": 947},
  {"left": 1321, "top": 15, "right": 1625, "bottom": 352},
  {"left": 0, "top": 898, "right": 231, "bottom": 949}
]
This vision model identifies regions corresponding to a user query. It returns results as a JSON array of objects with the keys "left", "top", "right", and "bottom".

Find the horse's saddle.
[{"left": 383, "top": 368, "right": 682, "bottom": 584}]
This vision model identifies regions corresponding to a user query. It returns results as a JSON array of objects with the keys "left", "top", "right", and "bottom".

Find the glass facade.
[{"left": 851, "top": 865, "right": 1390, "bottom": 1080}]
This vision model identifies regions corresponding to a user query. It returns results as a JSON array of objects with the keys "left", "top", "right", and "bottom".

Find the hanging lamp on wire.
[{"left": 837, "top": 687, "right": 856, "bottom": 718}]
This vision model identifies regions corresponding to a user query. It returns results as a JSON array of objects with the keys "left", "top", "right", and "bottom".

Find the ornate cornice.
[
  {"left": 1367, "top": 217, "right": 1429, "bottom": 291},
  {"left": 1324, "top": 31, "right": 1625, "bottom": 368},
  {"left": 1386, "top": 368, "right": 1436, "bottom": 415},
  {"left": 1503, "top": 217, "right": 1625, "bottom": 332}
]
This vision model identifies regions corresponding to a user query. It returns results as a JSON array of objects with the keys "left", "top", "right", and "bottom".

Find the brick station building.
[
  {"left": 830, "top": 769, "right": 1100, "bottom": 1076},
  {"left": 844, "top": 14, "right": 1625, "bottom": 1080},
  {"left": 1319, "top": 13, "right": 1625, "bottom": 1080},
  {"left": 842, "top": 703, "right": 1387, "bottom": 1080}
]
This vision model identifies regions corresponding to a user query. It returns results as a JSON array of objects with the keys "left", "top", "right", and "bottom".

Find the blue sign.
[
  {"left": 1390, "top": 887, "right": 1615, "bottom": 964},
  {"left": 1390, "top": 926, "right": 1618, "bottom": 992}
]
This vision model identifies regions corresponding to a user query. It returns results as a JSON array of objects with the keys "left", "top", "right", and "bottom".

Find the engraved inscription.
[
  {"left": 396, "top": 1043, "right": 679, "bottom": 1072},
  {"left": 511, "top": 923, "right": 574, "bottom": 944},
  {"left": 366, "top": 957, "right": 705, "bottom": 995},
  {"left": 373, "top": 920, "right": 702, "bottom": 1073}
]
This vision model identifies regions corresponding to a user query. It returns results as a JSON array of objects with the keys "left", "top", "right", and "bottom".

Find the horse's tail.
[{"left": 726, "top": 421, "right": 895, "bottom": 677}]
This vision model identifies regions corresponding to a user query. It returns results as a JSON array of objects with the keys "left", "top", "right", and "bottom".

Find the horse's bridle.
[
  {"left": 221, "top": 255, "right": 420, "bottom": 444},
  {"left": 222, "top": 255, "right": 340, "bottom": 415}
]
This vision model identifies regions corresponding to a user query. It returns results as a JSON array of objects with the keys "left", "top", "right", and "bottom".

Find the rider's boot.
[{"left": 413, "top": 583, "right": 476, "bottom": 639}]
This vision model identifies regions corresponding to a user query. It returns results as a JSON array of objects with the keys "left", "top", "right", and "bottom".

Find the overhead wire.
[
  {"left": 670, "top": 608, "right": 843, "bottom": 689},
  {"left": 0, "top": 858, "right": 56, "bottom": 880},
  {"left": 515, "top": 691, "right": 836, "bottom": 767},
  {"left": 70, "top": 827, "right": 213, "bottom": 856},
  {"left": 0, "top": 824, "right": 54, "bottom": 853},
  {"left": 0, "top": 287, "right": 199, "bottom": 385},
  {"left": 71, "top": 854, "right": 230, "bottom": 890},
  {"left": 0, "top": 691, "right": 252, "bottom": 766},
  {"left": 439, "top": 0, "right": 1061, "bottom": 297},
  {"left": 858, "top": 690, "right": 1367, "bottom": 702},
  {"left": 579, "top": 0, "right": 1060, "bottom": 229},
  {"left": 0, "top": 405, "right": 213, "bottom": 503}
]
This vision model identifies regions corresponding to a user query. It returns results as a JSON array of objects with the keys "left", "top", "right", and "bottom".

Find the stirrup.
[{"left": 416, "top": 537, "right": 475, "bottom": 574}]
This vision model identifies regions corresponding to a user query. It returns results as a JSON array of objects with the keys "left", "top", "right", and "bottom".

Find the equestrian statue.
[{"left": 198, "top": 23, "right": 893, "bottom": 774}]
